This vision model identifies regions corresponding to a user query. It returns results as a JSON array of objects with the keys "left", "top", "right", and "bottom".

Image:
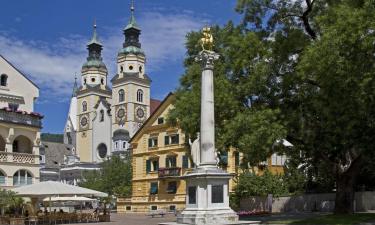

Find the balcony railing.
[
  {"left": 0, "top": 152, "right": 38, "bottom": 164},
  {"left": 0, "top": 109, "right": 42, "bottom": 128},
  {"left": 158, "top": 167, "right": 181, "bottom": 178}
]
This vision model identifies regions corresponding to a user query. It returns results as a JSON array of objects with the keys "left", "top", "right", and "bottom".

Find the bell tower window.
[
  {"left": 82, "top": 101, "right": 87, "bottom": 112},
  {"left": 129, "top": 65, "right": 134, "bottom": 71},
  {"left": 101, "top": 78, "right": 104, "bottom": 85},
  {"left": 120, "top": 66, "right": 124, "bottom": 73},
  {"left": 119, "top": 89, "right": 125, "bottom": 102},
  {"left": 91, "top": 78, "right": 95, "bottom": 82},
  {"left": 100, "top": 110, "right": 104, "bottom": 122},
  {"left": 139, "top": 66, "right": 143, "bottom": 73},
  {"left": 137, "top": 89, "right": 143, "bottom": 102},
  {"left": 0, "top": 74, "right": 8, "bottom": 86}
]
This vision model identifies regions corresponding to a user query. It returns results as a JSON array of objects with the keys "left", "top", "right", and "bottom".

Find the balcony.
[
  {"left": 158, "top": 167, "right": 181, "bottom": 178},
  {"left": 0, "top": 152, "right": 39, "bottom": 164},
  {"left": 0, "top": 109, "right": 43, "bottom": 128}
]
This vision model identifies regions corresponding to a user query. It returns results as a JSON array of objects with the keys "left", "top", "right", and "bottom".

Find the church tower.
[
  {"left": 111, "top": 2, "right": 151, "bottom": 153},
  {"left": 76, "top": 24, "right": 112, "bottom": 163}
]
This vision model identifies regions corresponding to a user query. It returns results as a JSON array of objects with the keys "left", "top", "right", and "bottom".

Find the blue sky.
[{"left": 0, "top": 0, "right": 241, "bottom": 133}]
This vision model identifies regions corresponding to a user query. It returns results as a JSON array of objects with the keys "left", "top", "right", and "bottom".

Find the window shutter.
[
  {"left": 182, "top": 155, "right": 189, "bottom": 168},
  {"left": 146, "top": 160, "right": 151, "bottom": 173},
  {"left": 172, "top": 156, "right": 177, "bottom": 167},
  {"left": 165, "top": 136, "right": 170, "bottom": 145},
  {"left": 148, "top": 139, "right": 152, "bottom": 148},
  {"left": 166, "top": 157, "right": 169, "bottom": 168},
  {"left": 220, "top": 151, "right": 228, "bottom": 165},
  {"left": 176, "top": 134, "right": 179, "bottom": 144},
  {"left": 155, "top": 160, "right": 159, "bottom": 171}
]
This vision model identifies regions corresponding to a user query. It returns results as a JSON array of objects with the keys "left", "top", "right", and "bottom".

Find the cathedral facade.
[{"left": 63, "top": 6, "right": 158, "bottom": 168}]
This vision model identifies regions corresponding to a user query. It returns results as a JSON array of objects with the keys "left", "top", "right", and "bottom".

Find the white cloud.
[{"left": 0, "top": 10, "right": 204, "bottom": 102}]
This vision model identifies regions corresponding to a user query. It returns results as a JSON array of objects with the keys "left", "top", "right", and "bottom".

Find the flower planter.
[
  {"left": 9, "top": 217, "right": 25, "bottom": 225},
  {"left": 99, "top": 214, "right": 110, "bottom": 222}
]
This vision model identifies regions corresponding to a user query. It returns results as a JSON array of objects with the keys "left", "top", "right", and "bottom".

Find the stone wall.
[{"left": 240, "top": 192, "right": 375, "bottom": 213}]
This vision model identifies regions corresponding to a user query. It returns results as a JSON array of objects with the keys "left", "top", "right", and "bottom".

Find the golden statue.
[{"left": 200, "top": 26, "right": 214, "bottom": 51}]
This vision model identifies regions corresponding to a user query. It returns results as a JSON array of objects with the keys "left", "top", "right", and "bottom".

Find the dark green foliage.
[
  {"left": 41, "top": 133, "right": 64, "bottom": 143},
  {"left": 80, "top": 156, "right": 132, "bottom": 197}
]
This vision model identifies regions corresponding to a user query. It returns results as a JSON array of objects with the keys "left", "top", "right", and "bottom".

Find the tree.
[
  {"left": 80, "top": 156, "right": 132, "bottom": 197},
  {"left": 169, "top": 0, "right": 375, "bottom": 214}
]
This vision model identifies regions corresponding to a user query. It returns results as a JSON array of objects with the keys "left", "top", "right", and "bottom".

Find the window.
[
  {"left": 13, "top": 170, "right": 32, "bottom": 186},
  {"left": 136, "top": 89, "right": 143, "bottom": 102},
  {"left": 219, "top": 151, "right": 228, "bottom": 166},
  {"left": 146, "top": 159, "right": 159, "bottom": 173},
  {"left": 157, "top": 117, "right": 164, "bottom": 124},
  {"left": 126, "top": 206, "right": 131, "bottom": 211},
  {"left": 139, "top": 66, "right": 143, "bottom": 73},
  {"left": 166, "top": 156, "right": 177, "bottom": 168},
  {"left": 151, "top": 205, "right": 158, "bottom": 211},
  {"left": 82, "top": 101, "right": 87, "bottom": 112},
  {"left": 84, "top": 78, "right": 87, "bottom": 84},
  {"left": 119, "top": 89, "right": 125, "bottom": 102},
  {"left": 182, "top": 155, "right": 189, "bottom": 169},
  {"left": 129, "top": 65, "right": 134, "bottom": 70},
  {"left": 165, "top": 134, "right": 179, "bottom": 146},
  {"left": 150, "top": 182, "right": 158, "bottom": 195},
  {"left": 101, "top": 78, "right": 104, "bottom": 85},
  {"left": 212, "top": 185, "right": 224, "bottom": 203},
  {"left": 148, "top": 137, "right": 158, "bottom": 148},
  {"left": 0, "top": 171, "right": 5, "bottom": 185},
  {"left": 91, "top": 78, "right": 95, "bottom": 82},
  {"left": 0, "top": 74, "right": 7, "bottom": 86},
  {"left": 122, "top": 141, "right": 127, "bottom": 149},
  {"left": 8, "top": 103, "right": 19, "bottom": 111},
  {"left": 271, "top": 153, "right": 287, "bottom": 166},
  {"left": 120, "top": 66, "right": 124, "bottom": 73},
  {"left": 97, "top": 143, "right": 108, "bottom": 159},
  {"left": 169, "top": 205, "right": 176, "bottom": 212},
  {"left": 115, "top": 141, "right": 119, "bottom": 150},
  {"left": 166, "top": 181, "right": 177, "bottom": 194},
  {"left": 100, "top": 110, "right": 104, "bottom": 122}
]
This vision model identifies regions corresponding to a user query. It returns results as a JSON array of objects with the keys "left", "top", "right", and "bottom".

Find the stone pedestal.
[{"left": 177, "top": 167, "right": 238, "bottom": 225}]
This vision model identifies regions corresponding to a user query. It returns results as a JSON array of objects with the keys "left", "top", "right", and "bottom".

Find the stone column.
[{"left": 196, "top": 50, "right": 220, "bottom": 167}]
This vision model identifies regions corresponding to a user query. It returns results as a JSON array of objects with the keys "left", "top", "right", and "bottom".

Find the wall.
[{"left": 240, "top": 192, "right": 375, "bottom": 213}]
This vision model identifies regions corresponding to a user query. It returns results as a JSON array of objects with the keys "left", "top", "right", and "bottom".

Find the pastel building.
[{"left": 0, "top": 55, "right": 42, "bottom": 188}]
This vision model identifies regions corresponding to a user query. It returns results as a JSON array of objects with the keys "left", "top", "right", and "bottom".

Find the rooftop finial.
[
  {"left": 131, "top": 0, "right": 135, "bottom": 13},
  {"left": 72, "top": 73, "right": 78, "bottom": 97},
  {"left": 88, "top": 19, "right": 102, "bottom": 46}
]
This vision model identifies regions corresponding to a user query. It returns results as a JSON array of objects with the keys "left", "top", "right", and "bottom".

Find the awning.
[
  {"left": 42, "top": 196, "right": 96, "bottom": 202},
  {"left": 12, "top": 181, "right": 108, "bottom": 197}
]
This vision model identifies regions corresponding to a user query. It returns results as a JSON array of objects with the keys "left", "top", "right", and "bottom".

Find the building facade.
[
  {"left": 0, "top": 55, "right": 42, "bottom": 188},
  {"left": 117, "top": 93, "right": 286, "bottom": 213}
]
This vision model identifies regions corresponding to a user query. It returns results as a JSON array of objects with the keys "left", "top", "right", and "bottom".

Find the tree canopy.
[
  {"left": 168, "top": 0, "right": 375, "bottom": 214},
  {"left": 80, "top": 156, "right": 132, "bottom": 197}
]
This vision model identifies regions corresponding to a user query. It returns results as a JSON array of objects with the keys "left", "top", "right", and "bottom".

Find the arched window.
[
  {"left": 137, "top": 89, "right": 143, "bottom": 102},
  {"left": 82, "top": 101, "right": 87, "bottom": 112},
  {"left": 100, "top": 110, "right": 104, "bottom": 122},
  {"left": 13, "top": 170, "right": 32, "bottom": 186},
  {"left": 0, "top": 74, "right": 7, "bottom": 86},
  {"left": 97, "top": 143, "right": 108, "bottom": 159},
  {"left": 0, "top": 170, "right": 6, "bottom": 185},
  {"left": 119, "top": 89, "right": 125, "bottom": 102},
  {"left": 12, "top": 135, "right": 32, "bottom": 154}
]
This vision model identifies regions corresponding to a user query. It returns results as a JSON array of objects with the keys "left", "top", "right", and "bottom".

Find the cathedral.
[{"left": 62, "top": 4, "right": 160, "bottom": 174}]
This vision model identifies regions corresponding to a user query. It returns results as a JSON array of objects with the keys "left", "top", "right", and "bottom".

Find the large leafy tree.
[
  {"left": 80, "top": 156, "right": 132, "bottom": 197},
  {"left": 169, "top": 0, "right": 375, "bottom": 214}
]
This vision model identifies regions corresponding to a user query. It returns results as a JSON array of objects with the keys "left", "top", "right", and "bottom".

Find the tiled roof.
[{"left": 150, "top": 98, "right": 162, "bottom": 115}]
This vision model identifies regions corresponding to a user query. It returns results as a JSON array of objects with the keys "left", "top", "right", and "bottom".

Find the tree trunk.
[{"left": 334, "top": 155, "right": 362, "bottom": 214}]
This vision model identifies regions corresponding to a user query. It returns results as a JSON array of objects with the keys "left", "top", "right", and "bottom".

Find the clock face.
[
  {"left": 80, "top": 117, "right": 88, "bottom": 127},
  {"left": 136, "top": 107, "right": 145, "bottom": 119},
  {"left": 117, "top": 108, "right": 125, "bottom": 118}
]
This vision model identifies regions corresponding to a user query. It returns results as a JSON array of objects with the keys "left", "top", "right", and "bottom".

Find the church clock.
[
  {"left": 80, "top": 116, "right": 88, "bottom": 128},
  {"left": 117, "top": 108, "right": 126, "bottom": 119}
]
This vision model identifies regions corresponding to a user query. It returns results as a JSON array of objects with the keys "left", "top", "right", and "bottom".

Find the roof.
[
  {"left": 76, "top": 84, "right": 112, "bottom": 96},
  {"left": 0, "top": 54, "right": 39, "bottom": 89},
  {"left": 111, "top": 72, "right": 151, "bottom": 85},
  {"left": 87, "top": 25, "right": 102, "bottom": 46},
  {"left": 150, "top": 98, "right": 162, "bottom": 115},
  {"left": 40, "top": 141, "right": 71, "bottom": 168},
  {"left": 93, "top": 97, "right": 111, "bottom": 110},
  {"left": 130, "top": 92, "right": 174, "bottom": 143}
]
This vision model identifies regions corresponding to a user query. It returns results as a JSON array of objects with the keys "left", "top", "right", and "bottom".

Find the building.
[
  {"left": 39, "top": 141, "right": 70, "bottom": 182},
  {"left": 61, "top": 3, "right": 161, "bottom": 183},
  {"left": 117, "top": 93, "right": 287, "bottom": 213},
  {"left": 0, "top": 54, "right": 43, "bottom": 188}
]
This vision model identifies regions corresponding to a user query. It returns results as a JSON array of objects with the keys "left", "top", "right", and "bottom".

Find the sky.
[{"left": 0, "top": 0, "right": 241, "bottom": 134}]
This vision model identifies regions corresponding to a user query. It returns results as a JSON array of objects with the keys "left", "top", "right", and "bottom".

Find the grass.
[{"left": 262, "top": 213, "right": 375, "bottom": 224}]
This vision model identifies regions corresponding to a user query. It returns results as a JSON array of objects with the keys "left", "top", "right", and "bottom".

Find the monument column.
[{"left": 197, "top": 51, "right": 219, "bottom": 167}]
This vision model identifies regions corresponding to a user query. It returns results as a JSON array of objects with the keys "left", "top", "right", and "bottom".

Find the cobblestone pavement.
[{"left": 69, "top": 213, "right": 177, "bottom": 225}]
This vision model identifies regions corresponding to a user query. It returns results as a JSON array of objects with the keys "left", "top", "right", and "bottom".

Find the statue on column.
[{"left": 189, "top": 132, "right": 200, "bottom": 167}]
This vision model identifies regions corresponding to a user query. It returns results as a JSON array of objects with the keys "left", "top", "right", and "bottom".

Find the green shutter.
[
  {"left": 172, "top": 156, "right": 177, "bottom": 167},
  {"left": 166, "top": 157, "right": 170, "bottom": 168},
  {"left": 182, "top": 155, "right": 189, "bottom": 168},
  {"left": 146, "top": 160, "right": 151, "bottom": 173},
  {"left": 150, "top": 182, "right": 158, "bottom": 194},
  {"left": 155, "top": 160, "right": 159, "bottom": 171},
  {"left": 220, "top": 151, "right": 228, "bottom": 165},
  {"left": 148, "top": 139, "right": 152, "bottom": 148},
  {"left": 165, "top": 136, "right": 170, "bottom": 145}
]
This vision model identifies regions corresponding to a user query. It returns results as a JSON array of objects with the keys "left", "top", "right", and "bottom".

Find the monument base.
[{"left": 177, "top": 208, "right": 238, "bottom": 225}]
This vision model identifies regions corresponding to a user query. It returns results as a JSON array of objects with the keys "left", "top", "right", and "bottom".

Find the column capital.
[{"left": 195, "top": 50, "right": 220, "bottom": 70}]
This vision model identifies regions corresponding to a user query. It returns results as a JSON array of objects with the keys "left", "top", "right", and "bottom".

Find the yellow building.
[{"left": 117, "top": 93, "right": 285, "bottom": 213}]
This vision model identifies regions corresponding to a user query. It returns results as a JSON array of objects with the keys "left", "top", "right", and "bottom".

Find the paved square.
[{"left": 69, "top": 213, "right": 177, "bottom": 225}]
